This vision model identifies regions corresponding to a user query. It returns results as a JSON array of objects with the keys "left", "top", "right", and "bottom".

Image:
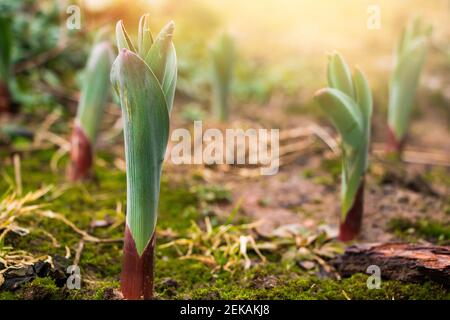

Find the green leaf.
[
  {"left": 76, "top": 41, "right": 114, "bottom": 143},
  {"left": 341, "top": 147, "right": 365, "bottom": 216},
  {"left": 314, "top": 88, "right": 363, "bottom": 149},
  {"left": 144, "top": 21, "right": 175, "bottom": 83},
  {"left": 353, "top": 67, "right": 372, "bottom": 126},
  {"left": 137, "top": 14, "right": 153, "bottom": 57},
  {"left": 327, "top": 52, "right": 355, "bottom": 99},
  {"left": 352, "top": 67, "right": 372, "bottom": 170},
  {"left": 111, "top": 49, "right": 170, "bottom": 256},
  {"left": 162, "top": 43, "right": 177, "bottom": 112},
  {"left": 115, "top": 20, "right": 136, "bottom": 53}
]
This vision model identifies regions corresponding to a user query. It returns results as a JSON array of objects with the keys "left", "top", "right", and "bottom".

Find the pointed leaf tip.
[
  {"left": 314, "top": 88, "right": 328, "bottom": 98},
  {"left": 144, "top": 20, "right": 176, "bottom": 83},
  {"left": 116, "top": 20, "right": 136, "bottom": 53},
  {"left": 161, "top": 20, "right": 175, "bottom": 37}
]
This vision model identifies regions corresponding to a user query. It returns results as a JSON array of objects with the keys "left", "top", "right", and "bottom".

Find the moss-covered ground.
[{"left": 0, "top": 149, "right": 449, "bottom": 300}]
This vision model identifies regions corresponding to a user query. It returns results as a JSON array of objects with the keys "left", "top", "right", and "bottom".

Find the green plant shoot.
[
  {"left": 211, "top": 33, "right": 235, "bottom": 121},
  {"left": 69, "top": 40, "right": 114, "bottom": 181},
  {"left": 314, "top": 52, "right": 372, "bottom": 241},
  {"left": 387, "top": 18, "right": 431, "bottom": 152},
  {"left": 76, "top": 41, "right": 114, "bottom": 143},
  {"left": 110, "top": 14, "right": 177, "bottom": 299}
]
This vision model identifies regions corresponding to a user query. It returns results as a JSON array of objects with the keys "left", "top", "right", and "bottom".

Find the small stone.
[
  {"left": 299, "top": 261, "right": 316, "bottom": 270},
  {"left": 396, "top": 192, "right": 409, "bottom": 204},
  {"left": 252, "top": 275, "right": 278, "bottom": 289},
  {"left": 50, "top": 255, "right": 71, "bottom": 287},
  {"left": 4, "top": 265, "right": 34, "bottom": 278},
  {"left": 34, "top": 261, "right": 51, "bottom": 277},
  {"left": 2, "top": 276, "right": 35, "bottom": 291}
]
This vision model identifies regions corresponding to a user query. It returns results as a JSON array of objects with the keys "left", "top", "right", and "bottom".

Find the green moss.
[
  {"left": 151, "top": 257, "right": 449, "bottom": 300},
  {"left": 423, "top": 167, "right": 450, "bottom": 187},
  {"left": 186, "top": 273, "right": 449, "bottom": 300},
  {"left": 159, "top": 183, "right": 199, "bottom": 231},
  {"left": 67, "top": 281, "right": 120, "bottom": 300},
  {"left": 301, "top": 169, "right": 315, "bottom": 179},
  {"left": 21, "top": 277, "right": 62, "bottom": 300},
  {"left": 0, "top": 291, "right": 18, "bottom": 300},
  {"left": 320, "top": 157, "right": 341, "bottom": 179},
  {"left": 191, "top": 185, "right": 232, "bottom": 204},
  {"left": 388, "top": 217, "right": 450, "bottom": 245},
  {"left": 311, "top": 157, "right": 341, "bottom": 187}
]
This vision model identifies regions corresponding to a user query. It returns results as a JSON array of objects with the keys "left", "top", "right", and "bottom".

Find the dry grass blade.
[
  {"left": 280, "top": 124, "right": 339, "bottom": 154},
  {"left": 36, "top": 210, "right": 122, "bottom": 243},
  {"left": 0, "top": 186, "right": 52, "bottom": 242},
  {"left": 0, "top": 246, "right": 51, "bottom": 272}
]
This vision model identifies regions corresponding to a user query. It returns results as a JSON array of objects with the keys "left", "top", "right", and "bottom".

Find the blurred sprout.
[
  {"left": 314, "top": 52, "right": 373, "bottom": 241},
  {"left": 68, "top": 39, "right": 114, "bottom": 181},
  {"left": 387, "top": 18, "right": 432, "bottom": 154},
  {"left": 211, "top": 33, "right": 235, "bottom": 122}
]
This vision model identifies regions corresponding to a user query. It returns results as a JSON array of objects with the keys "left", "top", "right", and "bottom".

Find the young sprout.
[
  {"left": 0, "top": 16, "right": 13, "bottom": 114},
  {"left": 68, "top": 40, "right": 114, "bottom": 181},
  {"left": 387, "top": 19, "right": 431, "bottom": 154},
  {"left": 314, "top": 52, "right": 373, "bottom": 241},
  {"left": 110, "top": 14, "right": 177, "bottom": 299},
  {"left": 211, "top": 33, "right": 235, "bottom": 122}
]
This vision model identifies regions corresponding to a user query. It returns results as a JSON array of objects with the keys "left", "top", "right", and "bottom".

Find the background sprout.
[
  {"left": 0, "top": 15, "right": 13, "bottom": 114},
  {"left": 68, "top": 40, "right": 114, "bottom": 181},
  {"left": 211, "top": 33, "right": 235, "bottom": 122},
  {"left": 314, "top": 52, "right": 373, "bottom": 241},
  {"left": 387, "top": 19, "right": 432, "bottom": 154},
  {"left": 111, "top": 14, "right": 177, "bottom": 300}
]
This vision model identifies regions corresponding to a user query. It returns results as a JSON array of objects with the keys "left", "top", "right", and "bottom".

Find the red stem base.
[
  {"left": 386, "top": 126, "right": 405, "bottom": 156},
  {"left": 0, "top": 81, "right": 11, "bottom": 114},
  {"left": 120, "top": 226, "right": 155, "bottom": 300},
  {"left": 68, "top": 124, "right": 93, "bottom": 181},
  {"left": 338, "top": 181, "right": 365, "bottom": 242}
]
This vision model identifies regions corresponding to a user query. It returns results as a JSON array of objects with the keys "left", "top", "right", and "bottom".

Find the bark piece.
[{"left": 334, "top": 242, "right": 450, "bottom": 286}]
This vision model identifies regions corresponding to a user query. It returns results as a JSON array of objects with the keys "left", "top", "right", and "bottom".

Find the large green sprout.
[
  {"left": 315, "top": 52, "right": 373, "bottom": 241},
  {"left": 110, "top": 14, "right": 177, "bottom": 299}
]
